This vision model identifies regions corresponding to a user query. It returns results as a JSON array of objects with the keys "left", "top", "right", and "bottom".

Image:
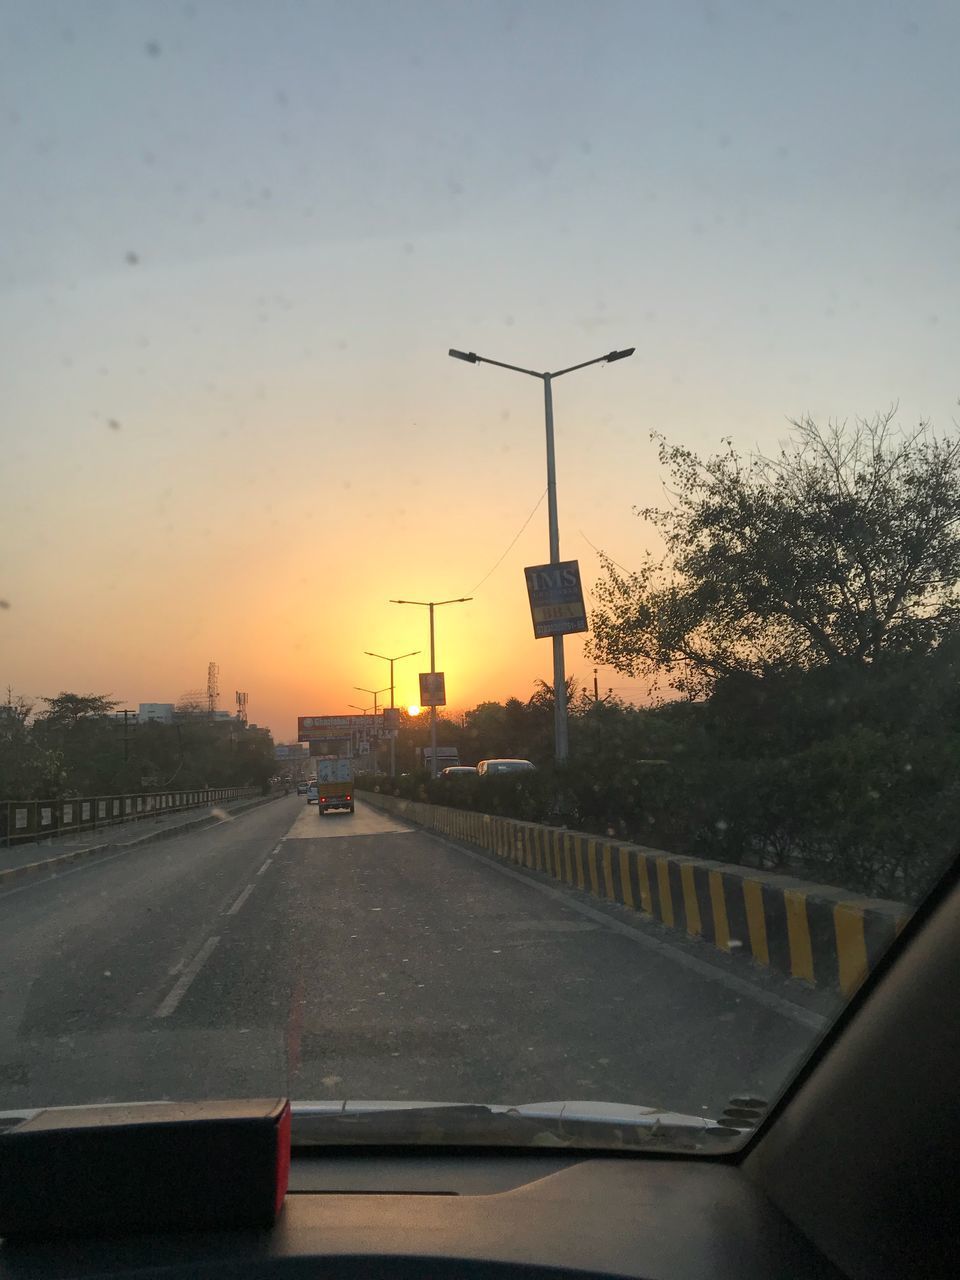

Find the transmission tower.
[
  {"left": 235, "top": 691, "right": 248, "bottom": 726},
  {"left": 207, "top": 661, "right": 220, "bottom": 717}
]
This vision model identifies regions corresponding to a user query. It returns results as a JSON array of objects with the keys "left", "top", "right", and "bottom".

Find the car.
[
  {"left": 306, "top": 783, "right": 319, "bottom": 804},
  {"left": 440, "top": 766, "right": 478, "bottom": 779},
  {"left": 296, "top": 781, "right": 308, "bottom": 795},
  {"left": 476, "top": 758, "right": 537, "bottom": 777}
]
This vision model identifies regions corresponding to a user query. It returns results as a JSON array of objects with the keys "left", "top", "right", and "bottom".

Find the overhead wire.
[
  {"left": 466, "top": 488, "right": 548, "bottom": 594},
  {"left": 578, "top": 528, "right": 634, "bottom": 575}
]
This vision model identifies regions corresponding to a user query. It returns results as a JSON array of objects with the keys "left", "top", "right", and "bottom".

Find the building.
[{"left": 138, "top": 703, "right": 175, "bottom": 724}]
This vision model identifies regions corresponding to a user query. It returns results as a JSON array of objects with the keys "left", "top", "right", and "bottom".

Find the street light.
[
  {"left": 354, "top": 685, "right": 390, "bottom": 775},
  {"left": 364, "top": 649, "right": 421, "bottom": 776},
  {"left": 348, "top": 703, "right": 376, "bottom": 772},
  {"left": 353, "top": 685, "right": 391, "bottom": 716},
  {"left": 390, "top": 597, "right": 472, "bottom": 777},
  {"left": 448, "top": 345, "right": 634, "bottom": 763}
]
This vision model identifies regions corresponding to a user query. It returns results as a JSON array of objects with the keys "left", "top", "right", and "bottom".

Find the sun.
[{"left": 407, "top": 704, "right": 422, "bottom": 716}]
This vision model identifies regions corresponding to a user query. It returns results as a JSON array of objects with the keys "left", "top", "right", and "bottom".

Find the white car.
[
  {"left": 476, "top": 759, "right": 536, "bottom": 777},
  {"left": 306, "top": 783, "right": 319, "bottom": 804}
]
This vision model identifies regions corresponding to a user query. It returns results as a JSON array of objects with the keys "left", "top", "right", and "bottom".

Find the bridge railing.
[{"left": 0, "top": 787, "right": 256, "bottom": 847}]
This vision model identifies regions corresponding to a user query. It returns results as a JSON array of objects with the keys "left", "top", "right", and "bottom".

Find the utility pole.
[
  {"left": 115, "top": 709, "right": 136, "bottom": 762},
  {"left": 594, "top": 669, "right": 600, "bottom": 703}
]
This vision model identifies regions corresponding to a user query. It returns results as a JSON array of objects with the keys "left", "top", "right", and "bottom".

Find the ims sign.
[{"left": 523, "top": 560, "right": 588, "bottom": 639}]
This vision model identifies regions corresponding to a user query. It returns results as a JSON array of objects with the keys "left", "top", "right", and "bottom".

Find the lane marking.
[
  {"left": 271, "top": 842, "right": 284, "bottom": 855},
  {"left": 155, "top": 936, "right": 220, "bottom": 1018},
  {"left": 226, "top": 884, "right": 255, "bottom": 915},
  {"left": 425, "top": 830, "right": 829, "bottom": 1032},
  {"left": 256, "top": 859, "right": 273, "bottom": 876}
]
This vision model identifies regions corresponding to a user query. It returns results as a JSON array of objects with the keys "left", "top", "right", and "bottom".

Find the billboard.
[
  {"left": 419, "top": 672, "right": 446, "bottom": 707},
  {"left": 382, "top": 707, "right": 401, "bottom": 730},
  {"left": 523, "top": 559, "right": 589, "bottom": 639},
  {"left": 298, "top": 714, "right": 383, "bottom": 741}
]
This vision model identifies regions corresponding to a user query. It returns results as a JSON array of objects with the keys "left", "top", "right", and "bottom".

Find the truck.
[
  {"left": 311, "top": 755, "right": 355, "bottom": 815},
  {"left": 419, "top": 746, "right": 460, "bottom": 774}
]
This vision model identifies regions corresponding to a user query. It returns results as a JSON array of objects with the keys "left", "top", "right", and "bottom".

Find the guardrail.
[
  {"left": 0, "top": 787, "right": 256, "bottom": 847},
  {"left": 358, "top": 790, "right": 912, "bottom": 998}
]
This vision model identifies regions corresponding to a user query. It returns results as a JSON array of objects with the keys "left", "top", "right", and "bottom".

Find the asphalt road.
[{"left": 0, "top": 797, "right": 835, "bottom": 1119}]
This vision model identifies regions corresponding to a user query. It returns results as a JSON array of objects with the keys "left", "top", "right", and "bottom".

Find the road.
[{"left": 0, "top": 797, "right": 834, "bottom": 1119}]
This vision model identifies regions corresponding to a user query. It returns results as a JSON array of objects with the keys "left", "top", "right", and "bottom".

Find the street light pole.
[
  {"left": 390, "top": 597, "right": 472, "bottom": 777},
  {"left": 449, "top": 345, "right": 634, "bottom": 764},
  {"left": 348, "top": 702, "right": 376, "bottom": 772},
  {"left": 354, "top": 686, "right": 389, "bottom": 774},
  {"left": 363, "top": 649, "right": 421, "bottom": 777},
  {"left": 541, "top": 372, "right": 569, "bottom": 761}
]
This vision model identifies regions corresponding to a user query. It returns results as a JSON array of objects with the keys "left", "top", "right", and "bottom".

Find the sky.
[{"left": 1, "top": 0, "right": 958, "bottom": 741}]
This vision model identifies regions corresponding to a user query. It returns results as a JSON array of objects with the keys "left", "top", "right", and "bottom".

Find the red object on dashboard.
[
  {"left": 274, "top": 1100, "right": 291, "bottom": 1217},
  {"left": 0, "top": 1098, "right": 293, "bottom": 1237}
]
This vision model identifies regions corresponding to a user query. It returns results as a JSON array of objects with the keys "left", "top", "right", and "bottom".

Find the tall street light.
[
  {"left": 354, "top": 685, "right": 390, "bottom": 775},
  {"left": 364, "top": 649, "right": 421, "bottom": 777},
  {"left": 348, "top": 702, "right": 376, "bottom": 773},
  {"left": 449, "top": 345, "right": 634, "bottom": 763},
  {"left": 390, "top": 597, "right": 472, "bottom": 777}
]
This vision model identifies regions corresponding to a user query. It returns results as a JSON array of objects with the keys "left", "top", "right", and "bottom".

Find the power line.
[
  {"left": 578, "top": 528, "right": 634, "bottom": 575},
  {"left": 467, "top": 488, "right": 547, "bottom": 594}
]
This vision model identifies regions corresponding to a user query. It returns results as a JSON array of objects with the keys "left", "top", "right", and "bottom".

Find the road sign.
[
  {"left": 382, "top": 708, "right": 401, "bottom": 730},
  {"left": 523, "top": 559, "right": 589, "bottom": 639},
  {"left": 419, "top": 672, "right": 446, "bottom": 707}
]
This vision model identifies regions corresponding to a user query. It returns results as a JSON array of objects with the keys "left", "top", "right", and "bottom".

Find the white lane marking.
[
  {"left": 427, "top": 832, "right": 829, "bottom": 1032},
  {"left": 155, "top": 936, "right": 220, "bottom": 1018},
  {"left": 226, "top": 883, "right": 255, "bottom": 915},
  {"left": 256, "top": 859, "right": 273, "bottom": 876},
  {"left": 271, "top": 842, "right": 284, "bottom": 855}
]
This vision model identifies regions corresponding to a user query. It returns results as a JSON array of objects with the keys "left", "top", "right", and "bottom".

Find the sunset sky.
[{"left": 2, "top": 0, "right": 958, "bottom": 741}]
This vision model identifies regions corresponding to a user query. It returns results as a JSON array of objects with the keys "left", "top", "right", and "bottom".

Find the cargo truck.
[
  {"left": 419, "top": 746, "right": 460, "bottom": 773},
  {"left": 311, "top": 755, "right": 355, "bottom": 815}
]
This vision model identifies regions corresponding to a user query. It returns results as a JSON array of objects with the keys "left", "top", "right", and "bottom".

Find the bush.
[{"left": 356, "top": 648, "right": 960, "bottom": 905}]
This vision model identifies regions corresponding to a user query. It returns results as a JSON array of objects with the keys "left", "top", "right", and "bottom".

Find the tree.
[
  {"left": 0, "top": 693, "right": 63, "bottom": 798},
  {"left": 38, "top": 692, "right": 120, "bottom": 725},
  {"left": 589, "top": 412, "right": 960, "bottom": 697}
]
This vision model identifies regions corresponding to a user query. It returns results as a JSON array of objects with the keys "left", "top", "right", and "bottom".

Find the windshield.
[{"left": 1, "top": 0, "right": 958, "bottom": 1154}]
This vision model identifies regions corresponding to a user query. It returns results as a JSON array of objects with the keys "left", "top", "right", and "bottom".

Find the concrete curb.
[
  {"left": 0, "top": 793, "right": 284, "bottom": 889},
  {"left": 359, "top": 790, "right": 911, "bottom": 997}
]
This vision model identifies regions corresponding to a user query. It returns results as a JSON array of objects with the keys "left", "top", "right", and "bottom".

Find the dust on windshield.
[{"left": 1, "top": 1, "right": 958, "bottom": 1150}]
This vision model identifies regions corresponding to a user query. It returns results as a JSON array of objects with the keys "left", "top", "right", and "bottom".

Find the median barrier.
[
  {"left": 358, "top": 789, "right": 910, "bottom": 998},
  {"left": 0, "top": 791, "right": 285, "bottom": 889}
]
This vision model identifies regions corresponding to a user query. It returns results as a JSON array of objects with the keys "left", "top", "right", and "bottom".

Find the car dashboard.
[{"left": 0, "top": 1150, "right": 839, "bottom": 1280}]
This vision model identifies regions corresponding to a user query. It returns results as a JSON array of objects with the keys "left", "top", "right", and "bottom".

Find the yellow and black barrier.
[{"left": 359, "top": 790, "right": 910, "bottom": 998}]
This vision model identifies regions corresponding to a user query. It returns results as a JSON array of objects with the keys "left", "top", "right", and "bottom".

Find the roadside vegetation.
[
  {"left": 0, "top": 692, "right": 276, "bottom": 799},
  {"left": 369, "top": 413, "right": 960, "bottom": 903}
]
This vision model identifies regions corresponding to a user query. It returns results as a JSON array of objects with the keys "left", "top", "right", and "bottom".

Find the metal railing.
[{"left": 0, "top": 786, "right": 256, "bottom": 847}]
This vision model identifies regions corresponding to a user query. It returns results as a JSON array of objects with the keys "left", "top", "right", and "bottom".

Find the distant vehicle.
[
  {"left": 440, "top": 766, "right": 478, "bottom": 779},
  {"left": 419, "top": 746, "right": 459, "bottom": 772},
  {"left": 306, "top": 782, "right": 319, "bottom": 803},
  {"left": 314, "top": 756, "right": 354, "bottom": 815},
  {"left": 477, "top": 759, "right": 537, "bottom": 777},
  {"left": 296, "top": 781, "right": 308, "bottom": 795}
]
